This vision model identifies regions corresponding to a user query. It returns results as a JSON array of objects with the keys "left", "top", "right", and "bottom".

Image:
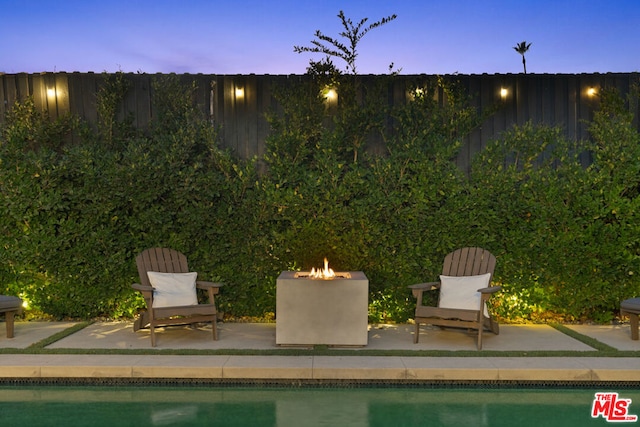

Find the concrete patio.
[{"left": 0, "top": 320, "right": 639, "bottom": 384}]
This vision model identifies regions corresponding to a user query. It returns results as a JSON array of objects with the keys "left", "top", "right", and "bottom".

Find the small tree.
[
  {"left": 294, "top": 10, "right": 397, "bottom": 74},
  {"left": 513, "top": 41, "right": 532, "bottom": 74}
]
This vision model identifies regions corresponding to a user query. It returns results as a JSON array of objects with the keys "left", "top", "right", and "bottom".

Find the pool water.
[{"left": 0, "top": 386, "right": 637, "bottom": 426}]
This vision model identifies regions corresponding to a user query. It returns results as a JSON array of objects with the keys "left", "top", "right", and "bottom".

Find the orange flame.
[{"left": 309, "top": 257, "right": 336, "bottom": 280}]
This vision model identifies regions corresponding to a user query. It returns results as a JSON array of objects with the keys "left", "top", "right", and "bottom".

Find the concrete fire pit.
[{"left": 276, "top": 271, "right": 369, "bottom": 346}]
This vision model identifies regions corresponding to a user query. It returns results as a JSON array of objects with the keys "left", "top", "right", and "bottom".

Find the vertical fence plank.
[
  {"left": 528, "top": 74, "right": 542, "bottom": 125},
  {"left": 233, "top": 74, "right": 248, "bottom": 157},
  {"left": 569, "top": 74, "right": 580, "bottom": 132},
  {"left": 514, "top": 75, "right": 528, "bottom": 127},
  {"left": 460, "top": 74, "right": 482, "bottom": 171},
  {"left": 31, "top": 74, "right": 46, "bottom": 114},
  {"left": 191, "top": 74, "right": 207, "bottom": 120},
  {"left": 244, "top": 74, "right": 259, "bottom": 159},
  {"left": 477, "top": 74, "right": 496, "bottom": 160},
  {"left": 540, "top": 74, "right": 554, "bottom": 127},
  {"left": 553, "top": 75, "right": 568, "bottom": 135},
  {"left": 135, "top": 73, "right": 152, "bottom": 130},
  {"left": 577, "top": 74, "right": 593, "bottom": 141},
  {"left": 222, "top": 75, "right": 237, "bottom": 153},
  {"left": 43, "top": 73, "right": 58, "bottom": 117},
  {"left": 0, "top": 74, "right": 7, "bottom": 118},
  {"left": 254, "top": 75, "right": 274, "bottom": 173},
  {"left": 210, "top": 76, "right": 220, "bottom": 128},
  {"left": 576, "top": 74, "right": 596, "bottom": 165},
  {"left": 54, "top": 72, "right": 70, "bottom": 116},
  {"left": 501, "top": 74, "right": 517, "bottom": 136},
  {"left": 81, "top": 72, "right": 99, "bottom": 124},
  {"left": 68, "top": 72, "right": 84, "bottom": 119},
  {"left": 3, "top": 74, "right": 18, "bottom": 111},
  {"left": 255, "top": 75, "right": 271, "bottom": 159},
  {"left": 16, "top": 73, "right": 31, "bottom": 100},
  {"left": 122, "top": 73, "right": 138, "bottom": 128},
  {"left": 627, "top": 74, "right": 639, "bottom": 130},
  {"left": 68, "top": 72, "right": 87, "bottom": 142}
]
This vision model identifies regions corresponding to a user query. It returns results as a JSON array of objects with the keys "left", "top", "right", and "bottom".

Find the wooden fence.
[{"left": 1, "top": 72, "right": 639, "bottom": 170}]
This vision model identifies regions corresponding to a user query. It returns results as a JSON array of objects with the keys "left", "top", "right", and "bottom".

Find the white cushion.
[
  {"left": 147, "top": 271, "right": 198, "bottom": 308},
  {"left": 438, "top": 273, "right": 492, "bottom": 317}
]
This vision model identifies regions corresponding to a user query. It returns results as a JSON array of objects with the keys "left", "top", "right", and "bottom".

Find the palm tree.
[{"left": 513, "top": 41, "right": 532, "bottom": 74}]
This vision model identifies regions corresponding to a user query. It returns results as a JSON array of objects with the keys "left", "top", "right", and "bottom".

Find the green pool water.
[{"left": 1, "top": 385, "right": 637, "bottom": 426}]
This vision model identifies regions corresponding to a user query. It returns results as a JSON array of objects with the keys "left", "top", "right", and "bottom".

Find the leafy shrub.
[
  {"left": 1, "top": 73, "right": 639, "bottom": 324},
  {"left": 470, "top": 87, "right": 640, "bottom": 322}
]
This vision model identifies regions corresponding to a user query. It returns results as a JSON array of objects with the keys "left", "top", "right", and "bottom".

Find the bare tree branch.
[{"left": 294, "top": 10, "right": 397, "bottom": 74}]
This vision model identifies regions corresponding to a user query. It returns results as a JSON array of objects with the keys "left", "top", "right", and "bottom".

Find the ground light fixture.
[
  {"left": 410, "top": 87, "right": 425, "bottom": 100},
  {"left": 323, "top": 87, "right": 337, "bottom": 101}
]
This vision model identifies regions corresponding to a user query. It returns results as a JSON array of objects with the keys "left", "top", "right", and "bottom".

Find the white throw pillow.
[
  {"left": 438, "top": 273, "right": 492, "bottom": 317},
  {"left": 147, "top": 271, "right": 198, "bottom": 308}
]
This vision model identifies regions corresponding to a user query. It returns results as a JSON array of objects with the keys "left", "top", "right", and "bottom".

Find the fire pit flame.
[
  {"left": 294, "top": 258, "right": 351, "bottom": 280},
  {"left": 310, "top": 257, "right": 335, "bottom": 280}
]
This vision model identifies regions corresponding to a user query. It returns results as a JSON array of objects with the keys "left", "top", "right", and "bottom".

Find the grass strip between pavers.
[
  {"left": 27, "top": 321, "right": 95, "bottom": 350},
  {"left": 550, "top": 323, "right": 618, "bottom": 352}
]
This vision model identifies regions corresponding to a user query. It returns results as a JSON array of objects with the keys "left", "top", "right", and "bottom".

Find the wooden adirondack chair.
[
  {"left": 408, "top": 247, "right": 500, "bottom": 350},
  {"left": 132, "top": 248, "right": 222, "bottom": 347}
]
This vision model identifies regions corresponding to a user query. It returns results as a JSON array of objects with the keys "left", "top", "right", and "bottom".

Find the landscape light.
[
  {"left": 235, "top": 87, "right": 244, "bottom": 98},
  {"left": 407, "top": 87, "right": 425, "bottom": 101},
  {"left": 324, "top": 88, "right": 337, "bottom": 101},
  {"left": 500, "top": 88, "right": 508, "bottom": 99},
  {"left": 587, "top": 87, "right": 597, "bottom": 97}
]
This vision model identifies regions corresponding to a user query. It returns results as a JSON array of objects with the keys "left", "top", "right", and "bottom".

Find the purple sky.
[{"left": 2, "top": 0, "right": 639, "bottom": 75}]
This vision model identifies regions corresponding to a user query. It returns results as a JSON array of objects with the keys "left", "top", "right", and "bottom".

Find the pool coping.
[{"left": 0, "top": 354, "right": 639, "bottom": 384}]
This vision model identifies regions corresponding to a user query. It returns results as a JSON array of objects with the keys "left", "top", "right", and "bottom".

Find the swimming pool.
[{"left": 1, "top": 385, "right": 637, "bottom": 426}]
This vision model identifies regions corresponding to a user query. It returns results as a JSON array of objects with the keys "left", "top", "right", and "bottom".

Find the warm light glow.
[
  {"left": 500, "top": 88, "right": 508, "bottom": 98},
  {"left": 324, "top": 87, "right": 337, "bottom": 101},
  {"left": 19, "top": 293, "right": 30, "bottom": 310},
  {"left": 47, "top": 88, "right": 56, "bottom": 98},
  {"left": 587, "top": 87, "right": 597, "bottom": 97},
  {"left": 293, "top": 258, "right": 351, "bottom": 280},
  {"left": 235, "top": 87, "right": 244, "bottom": 98},
  {"left": 309, "top": 257, "right": 336, "bottom": 280}
]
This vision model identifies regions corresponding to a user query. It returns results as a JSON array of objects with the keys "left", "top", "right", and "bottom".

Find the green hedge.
[{"left": 0, "top": 73, "right": 638, "bottom": 323}]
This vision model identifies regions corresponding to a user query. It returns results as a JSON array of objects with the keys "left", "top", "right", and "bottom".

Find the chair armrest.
[
  {"left": 408, "top": 281, "right": 440, "bottom": 290},
  {"left": 478, "top": 286, "right": 502, "bottom": 294},
  {"left": 132, "top": 283, "right": 153, "bottom": 292},
  {"left": 132, "top": 283, "right": 153, "bottom": 309},
  {"left": 197, "top": 281, "right": 223, "bottom": 294},
  {"left": 408, "top": 281, "right": 440, "bottom": 300}
]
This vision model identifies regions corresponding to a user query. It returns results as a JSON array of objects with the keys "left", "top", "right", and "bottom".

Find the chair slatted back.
[
  {"left": 136, "top": 248, "right": 190, "bottom": 287},
  {"left": 442, "top": 247, "right": 496, "bottom": 278}
]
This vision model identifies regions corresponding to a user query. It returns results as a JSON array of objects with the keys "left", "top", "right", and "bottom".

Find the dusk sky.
[{"left": 2, "top": 0, "right": 639, "bottom": 75}]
